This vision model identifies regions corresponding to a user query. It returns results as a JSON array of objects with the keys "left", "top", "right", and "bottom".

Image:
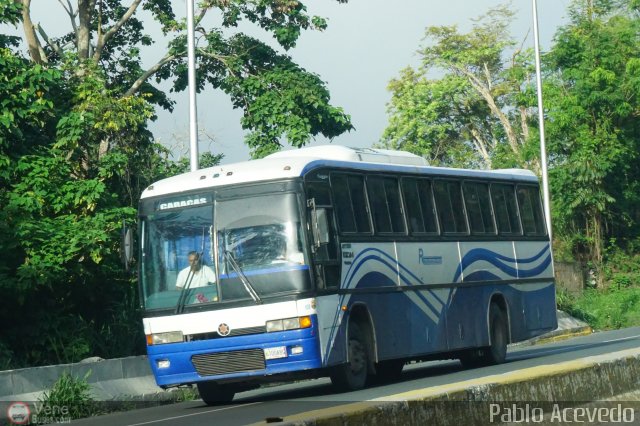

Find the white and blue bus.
[{"left": 138, "top": 145, "right": 556, "bottom": 404}]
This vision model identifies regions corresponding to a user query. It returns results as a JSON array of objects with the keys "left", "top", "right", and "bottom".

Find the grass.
[
  {"left": 557, "top": 286, "right": 640, "bottom": 330},
  {"left": 38, "top": 371, "right": 97, "bottom": 421},
  {"left": 35, "top": 372, "right": 200, "bottom": 422}
]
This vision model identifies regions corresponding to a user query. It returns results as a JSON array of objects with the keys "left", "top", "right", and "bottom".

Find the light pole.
[
  {"left": 532, "top": 0, "right": 552, "bottom": 243},
  {"left": 187, "top": 0, "right": 199, "bottom": 171}
]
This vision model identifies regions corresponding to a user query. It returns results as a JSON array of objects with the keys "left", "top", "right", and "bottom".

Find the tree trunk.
[
  {"left": 20, "top": 0, "right": 45, "bottom": 64},
  {"left": 77, "top": 0, "right": 93, "bottom": 60}
]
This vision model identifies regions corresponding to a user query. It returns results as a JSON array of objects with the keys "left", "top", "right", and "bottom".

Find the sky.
[
  {"left": 7, "top": 0, "right": 571, "bottom": 164},
  {"left": 156, "top": 0, "right": 571, "bottom": 164}
]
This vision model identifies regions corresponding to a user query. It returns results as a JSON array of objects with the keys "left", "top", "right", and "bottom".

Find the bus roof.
[{"left": 141, "top": 145, "right": 538, "bottom": 199}]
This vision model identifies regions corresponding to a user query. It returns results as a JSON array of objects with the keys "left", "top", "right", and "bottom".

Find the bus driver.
[{"left": 175, "top": 251, "right": 216, "bottom": 290}]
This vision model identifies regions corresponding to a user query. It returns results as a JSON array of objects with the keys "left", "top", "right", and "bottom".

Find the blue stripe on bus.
[
  {"left": 463, "top": 270, "right": 503, "bottom": 282},
  {"left": 219, "top": 264, "right": 309, "bottom": 279},
  {"left": 346, "top": 248, "right": 446, "bottom": 304},
  {"left": 323, "top": 244, "right": 551, "bottom": 364},
  {"left": 299, "top": 160, "right": 539, "bottom": 182},
  {"left": 323, "top": 248, "right": 444, "bottom": 360},
  {"left": 453, "top": 245, "right": 551, "bottom": 282},
  {"left": 344, "top": 250, "right": 444, "bottom": 315}
]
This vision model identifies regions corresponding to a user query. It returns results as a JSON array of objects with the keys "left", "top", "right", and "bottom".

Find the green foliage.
[
  {"left": 0, "top": 0, "right": 350, "bottom": 369},
  {"left": 563, "top": 287, "right": 640, "bottom": 330},
  {"left": 38, "top": 372, "right": 97, "bottom": 420},
  {"left": 0, "top": 0, "right": 21, "bottom": 47},
  {"left": 380, "top": 4, "right": 537, "bottom": 170},
  {"left": 383, "top": 0, "right": 640, "bottom": 269},
  {"left": 546, "top": 0, "right": 640, "bottom": 265},
  {"left": 0, "top": 47, "right": 159, "bottom": 367},
  {"left": 24, "top": 0, "right": 353, "bottom": 155},
  {"left": 602, "top": 248, "right": 640, "bottom": 290}
]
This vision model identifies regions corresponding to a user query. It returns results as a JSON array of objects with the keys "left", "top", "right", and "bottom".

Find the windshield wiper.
[
  {"left": 223, "top": 250, "right": 262, "bottom": 304},
  {"left": 174, "top": 270, "right": 195, "bottom": 314}
]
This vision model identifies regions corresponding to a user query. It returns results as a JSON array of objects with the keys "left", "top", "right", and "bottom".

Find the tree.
[
  {"left": 0, "top": 0, "right": 351, "bottom": 367},
  {"left": 545, "top": 0, "right": 640, "bottom": 269},
  {"left": 381, "top": 5, "right": 539, "bottom": 170},
  {"left": 17, "top": 0, "right": 353, "bottom": 157}
]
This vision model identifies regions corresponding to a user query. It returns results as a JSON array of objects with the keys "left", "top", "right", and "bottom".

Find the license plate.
[{"left": 264, "top": 346, "right": 288, "bottom": 360}]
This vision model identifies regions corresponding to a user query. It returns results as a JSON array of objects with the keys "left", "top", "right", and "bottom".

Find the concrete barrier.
[
  {"left": 0, "top": 311, "right": 592, "bottom": 405},
  {"left": 0, "top": 356, "right": 164, "bottom": 403},
  {"left": 260, "top": 348, "right": 640, "bottom": 425}
]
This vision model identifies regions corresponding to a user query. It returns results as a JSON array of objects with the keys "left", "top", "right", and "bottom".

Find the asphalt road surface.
[{"left": 72, "top": 327, "right": 640, "bottom": 426}]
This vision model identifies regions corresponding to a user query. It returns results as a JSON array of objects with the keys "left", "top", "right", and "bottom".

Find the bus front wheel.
[
  {"left": 330, "top": 322, "right": 369, "bottom": 391},
  {"left": 197, "top": 381, "right": 236, "bottom": 405}
]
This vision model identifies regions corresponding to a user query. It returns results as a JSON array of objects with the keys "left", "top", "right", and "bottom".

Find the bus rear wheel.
[
  {"left": 483, "top": 303, "right": 508, "bottom": 365},
  {"left": 459, "top": 303, "right": 508, "bottom": 368},
  {"left": 197, "top": 381, "right": 236, "bottom": 405},
  {"left": 330, "top": 322, "right": 369, "bottom": 391}
]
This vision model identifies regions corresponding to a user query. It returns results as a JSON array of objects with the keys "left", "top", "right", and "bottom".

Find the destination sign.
[{"left": 156, "top": 196, "right": 211, "bottom": 211}]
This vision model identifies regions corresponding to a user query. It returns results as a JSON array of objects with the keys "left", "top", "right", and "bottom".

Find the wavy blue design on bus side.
[
  {"left": 452, "top": 245, "right": 551, "bottom": 283},
  {"left": 323, "top": 248, "right": 446, "bottom": 361},
  {"left": 323, "top": 244, "right": 552, "bottom": 364},
  {"left": 463, "top": 270, "right": 503, "bottom": 282},
  {"left": 344, "top": 248, "right": 446, "bottom": 313},
  {"left": 345, "top": 248, "right": 447, "bottom": 305}
]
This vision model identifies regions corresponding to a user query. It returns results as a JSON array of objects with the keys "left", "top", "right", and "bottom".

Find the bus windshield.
[{"left": 140, "top": 192, "right": 310, "bottom": 311}]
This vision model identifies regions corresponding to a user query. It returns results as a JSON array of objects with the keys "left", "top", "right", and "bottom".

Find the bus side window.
[
  {"left": 517, "top": 186, "right": 546, "bottom": 236},
  {"left": 401, "top": 178, "right": 438, "bottom": 235},
  {"left": 463, "top": 182, "right": 496, "bottom": 235},
  {"left": 331, "top": 174, "right": 371, "bottom": 234},
  {"left": 367, "top": 176, "right": 406, "bottom": 234},
  {"left": 433, "top": 180, "right": 468, "bottom": 235},
  {"left": 491, "top": 184, "right": 522, "bottom": 235},
  {"left": 331, "top": 175, "right": 357, "bottom": 233}
]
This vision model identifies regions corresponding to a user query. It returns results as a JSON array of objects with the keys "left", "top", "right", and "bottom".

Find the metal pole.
[
  {"left": 187, "top": 0, "right": 199, "bottom": 171},
  {"left": 532, "top": 0, "right": 552, "bottom": 243}
]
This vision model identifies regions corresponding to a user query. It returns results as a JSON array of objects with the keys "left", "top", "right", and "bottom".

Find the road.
[{"left": 72, "top": 327, "right": 640, "bottom": 426}]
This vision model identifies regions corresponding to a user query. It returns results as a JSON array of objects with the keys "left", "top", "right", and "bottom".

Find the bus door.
[{"left": 306, "top": 181, "right": 341, "bottom": 290}]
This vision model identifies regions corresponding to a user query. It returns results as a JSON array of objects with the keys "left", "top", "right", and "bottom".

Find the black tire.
[
  {"left": 480, "top": 303, "right": 508, "bottom": 365},
  {"left": 197, "top": 381, "right": 236, "bottom": 405},
  {"left": 373, "top": 359, "right": 404, "bottom": 383},
  {"left": 459, "top": 303, "right": 508, "bottom": 368},
  {"left": 330, "top": 322, "right": 369, "bottom": 391}
]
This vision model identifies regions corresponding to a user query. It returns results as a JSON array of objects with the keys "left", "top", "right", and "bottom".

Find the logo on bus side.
[{"left": 418, "top": 249, "right": 442, "bottom": 265}]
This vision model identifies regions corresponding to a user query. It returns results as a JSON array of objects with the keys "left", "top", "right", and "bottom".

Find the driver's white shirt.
[{"left": 175, "top": 265, "right": 216, "bottom": 289}]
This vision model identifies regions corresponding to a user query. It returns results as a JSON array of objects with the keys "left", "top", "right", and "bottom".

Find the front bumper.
[{"left": 147, "top": 316, "right": 322, "bottom": 387}]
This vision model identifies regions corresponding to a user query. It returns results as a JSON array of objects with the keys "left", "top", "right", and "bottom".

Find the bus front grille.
[{"left": 192, "top": 349, "right": 266, "bottom": 376}]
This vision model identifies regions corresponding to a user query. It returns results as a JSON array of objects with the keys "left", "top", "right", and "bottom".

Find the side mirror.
[
  {"left": 311, "top": 208, "right": 330, "bottom": 247},
  {"left": 121, "top": 222, "right": 133, "bottom": 271}
]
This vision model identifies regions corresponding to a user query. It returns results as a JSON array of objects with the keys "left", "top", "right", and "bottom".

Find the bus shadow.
[{"left": 234, "top": 336, "right": 636, "bottom": 405}]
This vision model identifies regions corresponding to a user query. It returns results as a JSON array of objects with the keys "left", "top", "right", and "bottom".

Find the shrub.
[
  {"left": 38, "top": 371, "right": 98, "bottom": 420},
  {"left": 570, "top": 287, "right": 640, "bottom": 330}
]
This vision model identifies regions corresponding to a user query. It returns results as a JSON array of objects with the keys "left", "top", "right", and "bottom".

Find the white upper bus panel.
[
  {"left": 141, "top": 145, "right": 538, "bottom": 199},
  {"left": 266, "top": 145, "right": 428, "bottom": 167}
]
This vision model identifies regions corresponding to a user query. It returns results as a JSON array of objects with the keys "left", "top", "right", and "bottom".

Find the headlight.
[
  {"left": 266, "top": 316, "right": 312, "bottom": 332},
  {"left": 146, "top": 331, "right": 184, "bottom": 345}
]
